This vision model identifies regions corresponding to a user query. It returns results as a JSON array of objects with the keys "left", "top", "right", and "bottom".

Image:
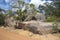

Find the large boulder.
[{"left": 22, "top": 21, "right": 53, "bottom": 34}]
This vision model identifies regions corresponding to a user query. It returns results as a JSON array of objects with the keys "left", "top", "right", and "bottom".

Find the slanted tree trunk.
[{"left": 24, "top": 14, "right": 33, "bottom": 21}]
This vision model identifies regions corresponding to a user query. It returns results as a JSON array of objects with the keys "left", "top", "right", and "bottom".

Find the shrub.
[
  {"left": 15, "top": 15, "right": 26, "bottom": 21},
  {"left": 56, "top": 18, "right": 60, "bottom": 22},
  {"left": 52, "top": 21, "right": 59, "bottom": 33},
  {"left": 0, "top": 14, "right": 5, "bottom": 26},
  {"left": 46, "top": 16, "right": 57, "bottom": 22}
]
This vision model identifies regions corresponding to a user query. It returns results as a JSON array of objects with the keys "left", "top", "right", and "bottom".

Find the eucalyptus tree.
[
  {"left": 52, "top": 1, "right": 60, "bottom": 17},
  {"left": 11, "top": 0, "right": 25, "bottom": 11},
  {"left": 40, "top": 1, "right": 60, "bottom": 22},
  {"left": 41, "top": 2, "right": 56, "bottom": 17},
  {"left": 24, "top": 3, "right": 37, "bottom": 21},
  {"left": 17, "top": 0, "right": 24, "bottom": 10},
  {"left": 38, "top": 5, "right": 45, "bottom": 13},
  {"left": 11, "top": 0, "right": 26, "bottom": 21},
  {"left": 11, "top": 0, "right": 37, "bottom": 21},
  {"left": 30, "top": 4, "right": 35, "bottom": 14},
  {"left": 44, "top": 2, "right": 60, "bottom": 17},
  {"left": 30, "top": 4, "right": 37, "bottom": 17}
]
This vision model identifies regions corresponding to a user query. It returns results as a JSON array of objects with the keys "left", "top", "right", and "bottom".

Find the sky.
[
  {"left": 30, "top": 0, "right": 52, "bottom": 6},
  {"left": 0, "top": 0, "right": 11, "bottom": 10},
  {"left": 0, "top": 0, "right": 52, "bottom": 10}
]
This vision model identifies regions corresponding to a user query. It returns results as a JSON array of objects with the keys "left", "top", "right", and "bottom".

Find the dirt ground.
[{"left": 0, "top": 27, "right": 60, "bottom": 40}]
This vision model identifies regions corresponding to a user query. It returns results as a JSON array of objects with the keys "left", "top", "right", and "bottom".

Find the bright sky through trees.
[{"left": 0, "top": 0, "right": 52, "bottom": 10}]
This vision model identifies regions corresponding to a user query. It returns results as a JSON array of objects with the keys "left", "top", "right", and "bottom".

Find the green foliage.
[
  {"left": 30, "top": 4, "right": 35, "bottom": 9},
  {"left": 43, "top": 2, "right": 60, "bottom": 22},
  {"left": 16, "top": 15, "right": 26, "bottom": 21},
  {"left": 39, "top": 2, "right": 60, "bottom": 19},
  {"left": 56, "top": 18, "right": 60, "bottom": 22},
  {"left": 0, "top": 14, "right": 5, "bottom": 25},
  {"left": 46, "top": 16, "right": 57, "bottom": 22},
  {"left": 7, "top": 10, "right": 13, "bottom": 17},
  {"left": 52, "top": 21, "right": 59, "bottom": 32},
  {"left": 38, "top": 5, "right": 45, "bottom": 13},
  {"left": 15, "top": 10, "right": 26, "bottom": 21}
]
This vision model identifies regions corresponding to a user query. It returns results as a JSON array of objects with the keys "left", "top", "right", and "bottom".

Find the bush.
[
  {"left": 56, "top": 18, "right": 60, "bottom": 22},
  {"left": 0, "top": 14, "right": 5, "bottom": 26},
  {"left": 52, "top": 21, "right": 59, "bottom": 32},
  {"left": 15, "top": 15, "right": 26, "bottom": 21},
  {"left": 46, "top": 16, "right": 57, "bottom": 22}
]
